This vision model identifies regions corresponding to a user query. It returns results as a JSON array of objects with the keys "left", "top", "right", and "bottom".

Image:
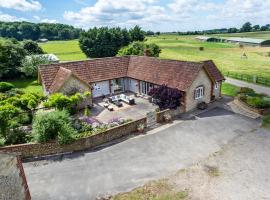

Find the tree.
[
  {"left": 148, "top": 84, "right": 182, "bottom": 110},
  {"left": 117, "top": 41, "right": 161, "bottom": 57},
  {"left": 0, "top": 39, "right": 26, "bottom": 78},
  {"left": 241, "top": 22, "right": 252, "bottom": 32},
  {"left": 79, "top": 27, "right": 132, "bottom": 58},
  {"left": 156, "top": 32, "right": 161, "bottom": 36},
  {"left": 129, "top": 25, "right": 145, "bottom": 41},
  {"left": 23, "top": 40, "right": 44, "bottom": 55},
  {"left": 146, "top": 31, "right": 155, "bottom": 36},
  {"left": 20, "top": 55, "right": 51, "bottom": 77},
  {"left": 228, "top": 28, "right": 238, "bottom": 33},
  {"left": 260, "top": 26, "right": 268, "bottom": 31},
  {"left": 253, "top": 25, "right": 260, "bottom": 31}
]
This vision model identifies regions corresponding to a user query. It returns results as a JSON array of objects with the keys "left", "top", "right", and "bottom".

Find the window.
[
  {"left": 195, "top": 86, "right": 204, "bottom": 99},
  {"left": 214, "top": 82, "right": 219, "bottom": 89}
]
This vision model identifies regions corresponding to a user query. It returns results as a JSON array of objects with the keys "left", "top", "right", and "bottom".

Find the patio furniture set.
[{"left": 103, "top": 94, "right": 135, "bottom": 111}]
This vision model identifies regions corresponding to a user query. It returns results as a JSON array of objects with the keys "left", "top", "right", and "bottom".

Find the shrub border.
[
  {"left": 235, "top": 96, "right": 270, "bottom": 115},
  {"left": 0, "top": 117, "right": 146, "bottom": 159}
]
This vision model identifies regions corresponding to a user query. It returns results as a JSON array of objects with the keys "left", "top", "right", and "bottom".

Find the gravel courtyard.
[{"left": 23, "top": 108, "right": 269, "bottom": 200}]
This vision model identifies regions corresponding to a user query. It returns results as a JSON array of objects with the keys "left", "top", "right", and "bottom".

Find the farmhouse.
[
  {"left": 195, "top": 36, "right": 221, "bottom": 42},
  {"left": 225, "top": 37, "right": 270, "bottom": 46},
  {"left": 38, "top": 56, "right": 225, "bottom": 112}
]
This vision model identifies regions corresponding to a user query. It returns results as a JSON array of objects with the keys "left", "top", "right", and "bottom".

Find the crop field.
[
  {"left": 39, "top": 40, "right": 87, "bottom": 61},
  {"left": 40, "top": 32, "right": 270, "bottom": 79},
  {"left": 213, "top": 31, "right": 270, "bottom": 39}
]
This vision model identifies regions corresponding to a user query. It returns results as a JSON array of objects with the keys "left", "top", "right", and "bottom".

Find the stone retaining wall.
[
  {"left": 156, "top": 107, "right": 183, "bottom": 123},
  {"left": 0, "top": 118, "right": 146, "bottom": 159},
  {"left": 235, "top": 96, "right": 270, "bottom": 115}
]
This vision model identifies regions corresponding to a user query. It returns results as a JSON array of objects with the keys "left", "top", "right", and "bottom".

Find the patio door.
[{"left": 140, "top": 81, "right": 153, "bottom": 95}]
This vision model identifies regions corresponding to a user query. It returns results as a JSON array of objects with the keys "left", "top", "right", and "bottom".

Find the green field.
[
  {"left": 7, "top": 79, "right": 43, "bottom": 94},
  {"left": 40, "top": 40, "right": 87, "bottom": 61},
  {"left": 40, "top": 32, "right": 270, "bottom": 79}
]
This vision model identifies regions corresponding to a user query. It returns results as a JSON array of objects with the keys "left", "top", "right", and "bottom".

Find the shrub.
[
  {"left": 32, "top": 110, "right": 76, "bottom": 144},
  {"left": 0, "top": 104, "right": 19, "bottom": 139},
  {"left": 45, "top": 93, "right": 84, "bottom": 113},
  {"left": 246, "top": 96, "right": 270, "bottom": 108},
  {"left": 5, "top": 128, "right": 28, "bottom": 145},
  {"left": 199, "top": 47, "right": 204, "bottom": 51},
  {"left": 262, "top": 115, "right": 270, "bottom": 128},
  {"left": 239, "top": 87, "right": 256, "bottom": 96},
  {"left": 0, "top": 82, "right": 14, "bottom": 92},
  {"left": 84, "top": 107, "right": 91, "bottom": 117}
]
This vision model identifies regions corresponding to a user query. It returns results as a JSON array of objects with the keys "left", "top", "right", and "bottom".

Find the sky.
[{"left": 0, "top": 0, "right": 269, "bottom": 32}]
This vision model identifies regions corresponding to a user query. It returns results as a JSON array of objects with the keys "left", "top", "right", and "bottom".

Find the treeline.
[
  {"left": 177, "top": 22, "right": 270, "bottom": 35},
  {"left": 0, "top": 21, "right": 82, "bottom": 41},
  {"left": 79, "top": 25, "right": 146, "bottom": 58}
]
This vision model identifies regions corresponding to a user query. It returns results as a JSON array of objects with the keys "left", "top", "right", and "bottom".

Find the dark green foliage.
[
  {"left": 246, "top": 96, "right": 270, "bottom": 108},
  {"left": 0, "top": 21, "right": 81, "bottom": 41},
  {"left": 79, "top": 26, "right": 146, "bottom": 58},
  {"left": 241, "top": 22, "right": 252, "bottom": 32},
  {"left": 23, "top": 40, "right": 44, "bottom": 55},
  {"left": 118, "top": 41, "right": 161, "bottom": 57},
  {"left": 129, "top": 25, "right": 145, "bottom": 41},
  {"left": 0, "top": 104, "right": 19, "bottom": 139},
  {"left": 239, "top": 87, "right": 256, "bottom": 96},
  {"left": 79, "top": 27, "right": 132, "bottom": 58},
  {"left": 262, "top": 115, "right": 270, "bottom": 128},
  {"left": 32, "top": 110, "right": 76, "bottom": 144},
  {"left": 5, "top": 128, "right": 28, "bottom": 145},
  {"left": 0, "top": 39, "right": 26, "bottom": 78},
  {"left": 0, "top": 82, "right": 14, "bottom": 92}
]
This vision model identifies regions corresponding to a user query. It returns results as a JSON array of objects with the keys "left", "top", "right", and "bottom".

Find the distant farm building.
[
  {"left": 195, "top": 36, "right": 221, "bottom": 42},
  {"left": 225, "top": 37, "right": 270, "bottom": 47},
  {"left": 38, "top": 38, "right": 48, "bottom": 43}
]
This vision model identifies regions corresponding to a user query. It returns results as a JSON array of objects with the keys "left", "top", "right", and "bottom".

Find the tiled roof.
[
  {"left": 128, "top": 56, "right": 204, "bottom": 91},
  {"left": 39, "top": 56, "right": 223, "bottom": 93},
  {"left": 49, "top": 67, "right": 72, "bottom": 93},
  {"left": 203, "top": 60, "right": 225, "bottom": 82}
]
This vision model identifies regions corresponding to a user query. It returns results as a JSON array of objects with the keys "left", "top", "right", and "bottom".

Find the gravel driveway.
[{"left": 23, "top": 108, "right": 260, "bottom": 200}]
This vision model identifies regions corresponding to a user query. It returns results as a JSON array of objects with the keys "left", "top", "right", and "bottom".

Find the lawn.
[
  {"left": 39, "top": 33, "right": 270, "bottom": 79},
  {"left": 6, "top": 78, "right": 43, "bottom": 94},
  {"left": 213, "top": 31, "right": 270, "bottom": 39},
  {"left": 221, "top": 83, "right": 240, "bottom": 97},
  {"left": 146, "top": 34, "right": 270, "bottom": 79},
  {"left": 39, "top": 40, "right": 87, "bottom": 61}
]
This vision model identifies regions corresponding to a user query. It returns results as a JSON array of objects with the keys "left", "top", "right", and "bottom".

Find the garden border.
[
  {"left": 235, "top": 96, "right": 270, "bottom": 115},
  {"left": 0, "top": 118, "right": 146, "bottom": 159}
]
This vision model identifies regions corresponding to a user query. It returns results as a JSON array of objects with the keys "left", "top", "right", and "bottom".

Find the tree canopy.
[
  {"left": 79, "top": 26, "right": 145, "bottom": 58},
  {"left": 0, "top": 21, "right": 82, "bottom": 41},
  {"left": 117, "top": 41, "right": 161, "bottom": 57},
  {"left": 23, "top": 40, "right": 45, "bottom": 55}
]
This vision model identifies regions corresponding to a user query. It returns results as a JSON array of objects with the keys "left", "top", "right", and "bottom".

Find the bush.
[
  {"left": 5, "top": 128, "right": 28, "bottom": 145},
  {"left": 246, "top": 96, "right": 270, "bottom": 108},
  {"left": 0, "top": 82, "right": 14, "bottom": 92},
  {"left": 262, "top": 115, "right": 270, "bottom": 128},
  {"left": 32, "top": 110, "right": 76, "bottom": 144},
  {"left": 239, "top": 87, "right": 256, "bottom": 96}
]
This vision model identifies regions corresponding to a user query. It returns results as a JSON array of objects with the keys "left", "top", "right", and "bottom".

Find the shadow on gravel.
[{"left": 197, "top": 107, "right": 234, "bottom": 118}]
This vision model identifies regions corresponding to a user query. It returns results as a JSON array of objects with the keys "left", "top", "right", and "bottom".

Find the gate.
[{"left": 146, "top": 111, "right": 157, "bottom": 127}]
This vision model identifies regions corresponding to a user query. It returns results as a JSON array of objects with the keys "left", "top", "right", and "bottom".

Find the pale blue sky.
[{"left": 0, "top": 0, "right": 269, "bottom": 31}]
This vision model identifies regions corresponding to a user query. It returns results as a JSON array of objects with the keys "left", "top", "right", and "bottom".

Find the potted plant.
[
  {"left": 163, "top": 113, "right": 172, "bottom": 123},
  {"left": 137, "top": 123, "right": 145, "bottom": 133}
]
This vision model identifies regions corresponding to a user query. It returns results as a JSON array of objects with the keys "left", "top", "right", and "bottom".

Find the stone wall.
[
  {"left": 185, "top": 69, "right": 212, "bottom": 111},
  {"left": 0, "top": 118, "right": 146, "bottom": 159},
  {"left": 235, "top": 96, "right": 270, "bottom": 115},
  {"left": 0, "top": 153, "right": 31, "bottom": 200},
  {"left": 156, "top": 107, "right": 183, "bottom": 123},
  {"left": 59, "top": 75, "right": 90, "bottom": 95}
]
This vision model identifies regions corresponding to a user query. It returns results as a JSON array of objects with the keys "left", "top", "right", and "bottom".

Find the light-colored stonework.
[
  {"left": 185, "top": 69, "right": 212, "bottom": 111},
  {"left": 59, "top": 75, "right": 90, "bottom": 95}
]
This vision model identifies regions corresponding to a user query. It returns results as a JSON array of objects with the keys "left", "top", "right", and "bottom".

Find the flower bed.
[{"left": 236, "top": 87, "right": 270, "bottom": 115}]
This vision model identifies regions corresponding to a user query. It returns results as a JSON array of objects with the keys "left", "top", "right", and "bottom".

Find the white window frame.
[
  {"left": 214, "top": 82, "right": 219, "bottom": 90},
  {"left": 195, "top": 86, "right": 204, "bottom": 100}
]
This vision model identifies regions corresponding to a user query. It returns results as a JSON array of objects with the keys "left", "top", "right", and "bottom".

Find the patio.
[{"left": 91, "top": 93, "right": 158, "bottom": 123}]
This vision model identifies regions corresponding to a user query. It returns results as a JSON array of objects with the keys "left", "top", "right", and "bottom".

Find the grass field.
[
  {"left": 40, "top": 40, "right": 87, "bottom": 61},
  {"left": 40, "top": 32, "right": 270, "bottom": 79},
  {"left": 7, "top": 79, "right": 43, "bottom": 94},
  {"left": 221, "top": 83, "right": 240, "bottom": 96}
]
